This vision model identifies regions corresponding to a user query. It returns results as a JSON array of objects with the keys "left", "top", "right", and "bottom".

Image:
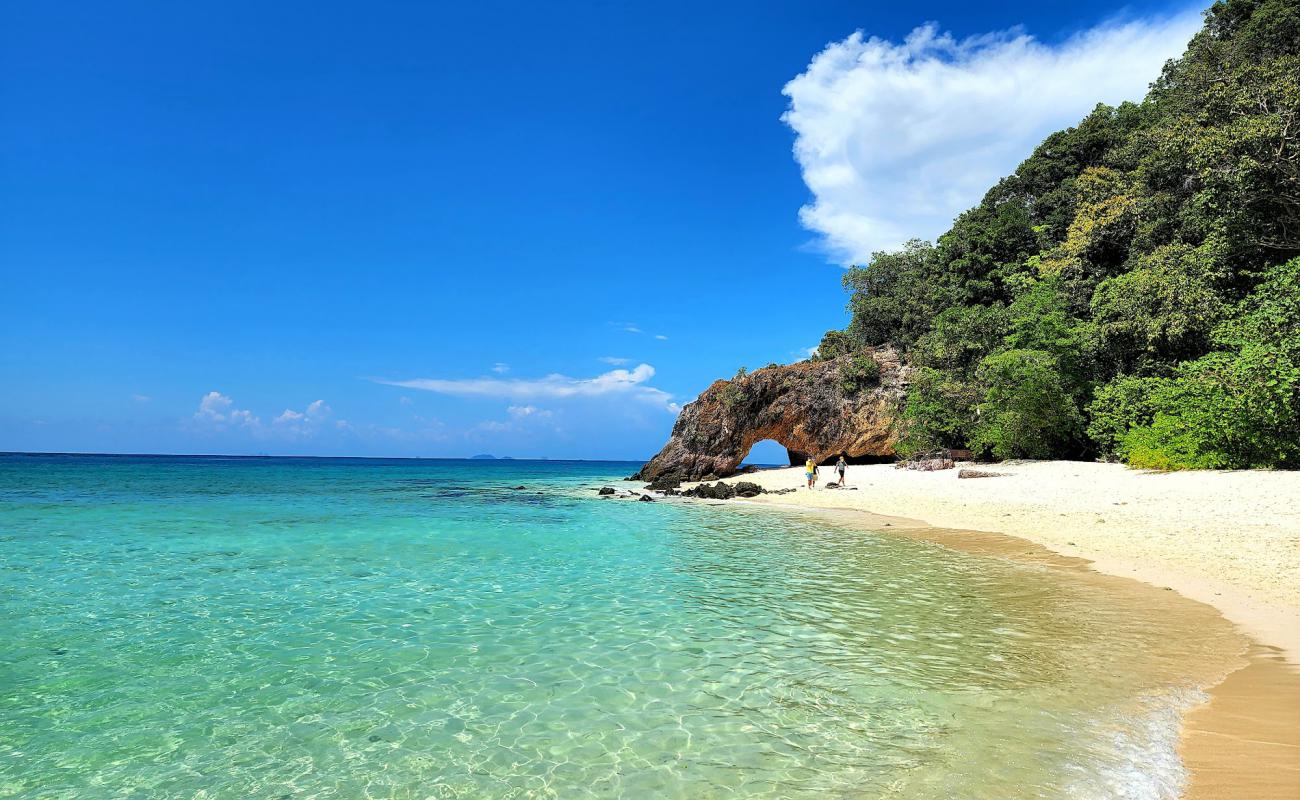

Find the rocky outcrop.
[{"left": 633, "top": 347, "right": 908, "bottom": 482}]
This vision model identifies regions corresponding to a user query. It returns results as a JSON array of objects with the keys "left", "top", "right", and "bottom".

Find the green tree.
[
  {"left": 911, "top": 304, "right": 1009, "bottom": 376},
  {"left": 843, "top": 239, "right": 937, "bottom": 349},
  {"left": 896, "top": 367, "right": 981, "bottom": 458},
  {"left": 1089, "top": 243, "right": 1227, "bottom": 374},
  {"left": 970, "top": 350, "right": 1086, "bottom": 460}
]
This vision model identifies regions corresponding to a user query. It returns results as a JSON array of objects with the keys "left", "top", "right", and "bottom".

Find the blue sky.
[{"left": 1, "top": 0, "right": 1201, "bottom": 460}]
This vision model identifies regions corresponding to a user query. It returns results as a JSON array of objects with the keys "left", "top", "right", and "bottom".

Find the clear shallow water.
[{"left": 0, "top": 454, "right": 1243, "bottom": 799}]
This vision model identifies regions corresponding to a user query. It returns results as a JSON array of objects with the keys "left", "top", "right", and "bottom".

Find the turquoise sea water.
[{"left": 0, "top": 454, "right": 1243, "bottom": 799}]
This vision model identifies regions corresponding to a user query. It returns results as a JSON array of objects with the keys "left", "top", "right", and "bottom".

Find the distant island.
[{"left": 470, "top": 454, "right": 497, "bottom": 460}]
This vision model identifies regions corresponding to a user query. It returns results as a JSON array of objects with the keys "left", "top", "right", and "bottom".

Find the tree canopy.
[{"left": 830, "top": 0, "right": 1300, "bottom": 469}]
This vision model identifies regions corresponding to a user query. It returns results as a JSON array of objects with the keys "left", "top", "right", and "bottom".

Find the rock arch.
[{"left": 632, "top": 348, "right": 907, "bottom": 482}]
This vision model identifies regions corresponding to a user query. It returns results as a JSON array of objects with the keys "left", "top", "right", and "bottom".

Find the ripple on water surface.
[{"left": 0, "top": 455, "right": 1243, "bottom": 799}]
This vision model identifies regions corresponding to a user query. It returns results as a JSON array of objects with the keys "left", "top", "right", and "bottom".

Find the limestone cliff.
[{"left": 633, "top": 348, "right": 907, "bottom": 482}]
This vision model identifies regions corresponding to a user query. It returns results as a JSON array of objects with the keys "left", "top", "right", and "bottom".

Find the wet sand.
[{"left": 1181, "top": 648, "right": 1300, "bottom": 799}]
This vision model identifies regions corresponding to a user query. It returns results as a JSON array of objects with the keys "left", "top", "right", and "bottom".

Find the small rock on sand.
[{"left": 958, "top": 469, "right": 1007, "bottom": 479}]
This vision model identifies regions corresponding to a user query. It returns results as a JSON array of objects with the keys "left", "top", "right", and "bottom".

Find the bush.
[
  {"left": 970, "top": 350, "right": 1086, "bottom": 460},
  {"left": 895, "top": 367, "right": 980, "bottom": 458},
  {"left": 1116, "top": 259, "right": 1300, "bottom": 469},
  {"left": 719, "top": 380, "right": 747, "bottom": 411},
  {"left": 839, "top": 353, "right": 882, "bottom": 395},
  {"left": 1086, "top": 375, "right": 1166, "bottom": 460},
  {"left": 1119, "top": 345, "right": 1300, "bottom": 469},
  {"left": 815, "top": 329, "right": 854, "bottom": 360}
]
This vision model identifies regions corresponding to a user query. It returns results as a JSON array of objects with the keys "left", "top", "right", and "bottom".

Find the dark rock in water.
[
  {"left": 958, "top": 469, "right": 1007, "bottom": 479},
  {"left": 733, "top": 481, "right": 763, "bottom": 498},
  {"left": 368, "top": 735, "right": 383, "bottom": 742},
  {"left": 638, "top": 494, "right": 656, "bottom": 502},
  {"left": 598, "top": 487, "right": 616, "bottom": 495},
  {"left": 684, "top": 481, "right": 736, "bottom": 500},
  {"left": 510, "top": 485, "right": 526, "bottom": 490},
  {"left": 50, "top": 647, "right": 68, "bottom": 656},
  {"left": 631, "top": 347, "right": 906, "bottom": 482},
  {"left": 646, "top": 476, "right": 682, "bottom": 491}
]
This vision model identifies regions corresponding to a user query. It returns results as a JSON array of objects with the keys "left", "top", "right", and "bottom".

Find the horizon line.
[{"left": 0, "top": 450, "right": 650, "bottom": 463}]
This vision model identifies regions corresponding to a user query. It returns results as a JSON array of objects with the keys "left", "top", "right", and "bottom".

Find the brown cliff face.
[{"left": 632, "top": 347, "right": 907, "bottom": 482}]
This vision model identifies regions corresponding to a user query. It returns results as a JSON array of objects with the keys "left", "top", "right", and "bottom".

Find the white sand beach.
[{"left": 692, "top": 461, "right": 1300, "bottom": 661}]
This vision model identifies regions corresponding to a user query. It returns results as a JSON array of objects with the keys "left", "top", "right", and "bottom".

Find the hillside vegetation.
[{"left": 818, "top": 0, "right": 1300, "bottom": 469}]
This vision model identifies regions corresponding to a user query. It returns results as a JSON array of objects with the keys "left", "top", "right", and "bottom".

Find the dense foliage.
[{"left": 825, "top": 0, "right": 1300, "bottom": 469}]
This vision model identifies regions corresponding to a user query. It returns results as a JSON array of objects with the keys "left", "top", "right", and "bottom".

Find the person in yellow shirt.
[{"left": 805, "top": 458, "right": 818, "bottom": 489}]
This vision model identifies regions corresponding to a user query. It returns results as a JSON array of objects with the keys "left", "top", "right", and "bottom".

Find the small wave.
[{"left": 1063, "top": 685, "right": 1208, "bottom": 800}]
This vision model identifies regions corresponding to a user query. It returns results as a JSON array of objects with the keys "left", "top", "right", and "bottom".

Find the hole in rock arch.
[{"left": 740, "top": 439, "right": 792, "bottom": 468}]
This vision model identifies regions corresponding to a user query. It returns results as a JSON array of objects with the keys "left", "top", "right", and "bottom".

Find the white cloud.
[
  {"left": 194, "top": 391, "right": 260, "bottom": 428},
  {"left": 191, "top": 392, "right": 342, "bottom": 437},
  {"left": 374, "top": 363, "right": 679, "bottom": 412},
  {"left": 612, "top": 322, "right": 670, "bottom": 340},
  {"left": 196, "top": 391, "right": 231, "bottom": 419},
  {"left": 507, "top": 405, "right": 553, "bottom": 418},
  {"left": 598, "top": 356, "right": 631, "bottom": 365},
  {"left": 273, "top": 399, "right": 332, "bottom": 436},
  {"left": 781, "top": 9, "right": 1202, "bottom": 264},
  {"left": 399, "top": 396, "right": 413, "bottom": 406},
  {"left": 132, "top": 394, "right": 151, "bottom": 403},
  {"left": 491, "top": 363, "right": 510, "bottom": 374}
]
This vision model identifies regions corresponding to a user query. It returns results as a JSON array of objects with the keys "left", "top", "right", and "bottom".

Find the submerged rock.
[{"left": 632, "top": 347, "right": 906, "bottom": 482}]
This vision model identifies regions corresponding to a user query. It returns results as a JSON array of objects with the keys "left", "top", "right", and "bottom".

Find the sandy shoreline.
[{"left": 667, "top": 460, "right": 1300, "bottom": 799}]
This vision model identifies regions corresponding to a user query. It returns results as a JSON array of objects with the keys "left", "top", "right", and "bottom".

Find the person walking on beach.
[
  {"left": 835, "top": 455, "right": 848, "bottom": 487},
  {"left": 805, "top": 458, "right": 818, "bottom": 490}
]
